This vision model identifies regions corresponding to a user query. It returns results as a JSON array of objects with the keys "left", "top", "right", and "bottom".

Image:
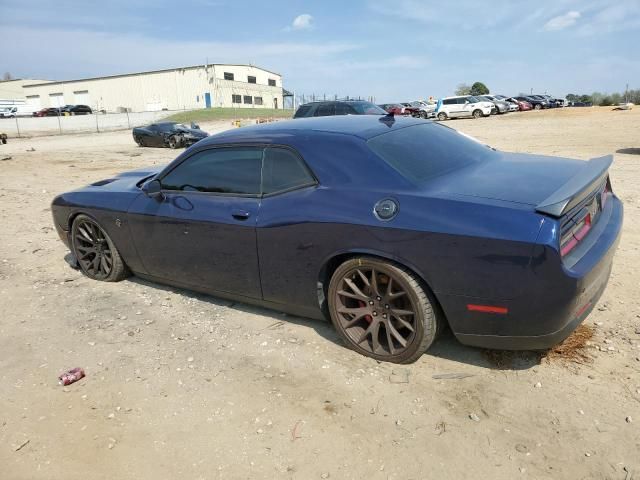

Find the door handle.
[{"left": 232, "top": 210, "right": 251, "bottom": 221}]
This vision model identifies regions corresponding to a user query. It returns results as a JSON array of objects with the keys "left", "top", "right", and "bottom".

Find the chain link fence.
[{"left": 1, "top": 110, "right": 187, "bottom": 138}]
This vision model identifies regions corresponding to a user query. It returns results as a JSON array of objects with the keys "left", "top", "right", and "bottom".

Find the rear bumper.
[{"left": 445, "top": 196, "right": 623, "bottom": 350}]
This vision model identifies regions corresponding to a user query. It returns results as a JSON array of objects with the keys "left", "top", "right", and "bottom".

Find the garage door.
[
  {"left": 49, "top": 93, "right": 64, "bottom": 107},
  {"left": 74, "top": 90, "right": 90, "bottom": 105},
  {"left": 26, "top": 95, "right": 41, "bottom": 110}
]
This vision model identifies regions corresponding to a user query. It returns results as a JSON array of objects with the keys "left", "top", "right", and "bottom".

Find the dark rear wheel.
[
  {"left": 328, "top": 257, "right": 439, "bottom": 364},
  {"left": 437, "top": 112, "right": 447, "bottom": 121},
  {"left": 472, "top": 109, "right": 483, "bottom": 119},
  {"left": 71, "top": 215, "right": 129, "bottom": 282}
]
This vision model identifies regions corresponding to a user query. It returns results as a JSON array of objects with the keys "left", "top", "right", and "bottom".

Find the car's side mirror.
[
  {"left": 191, "top": 122, "right": 199, "bottom": 129},
  {"left": 142, "top": 179, "right": 164, "bottom": 200}
]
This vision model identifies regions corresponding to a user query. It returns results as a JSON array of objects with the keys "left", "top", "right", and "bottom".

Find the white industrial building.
[
  {"left": 0, "top": 78, "right": 53, "bottom": 101},
  {"left": 21, "top": 64, "right": 285, "bottom": 112}
]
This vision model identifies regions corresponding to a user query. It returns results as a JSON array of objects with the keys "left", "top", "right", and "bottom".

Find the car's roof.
[
  {"left": 300, "top": 100, "right": 374, "bottom": 106},
  {"left": 202, "top": 115, "right": 428, "bottom": 144}
]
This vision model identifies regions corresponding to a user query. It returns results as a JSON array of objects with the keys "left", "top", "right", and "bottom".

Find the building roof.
[{"left": 23, "top": 64, "right": 281, "bottom": 88}]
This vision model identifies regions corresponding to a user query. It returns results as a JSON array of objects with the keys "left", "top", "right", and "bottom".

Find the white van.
[
  {"left": 0, "top": 105, "right": 37, "bottom": 118},
  {"left": 436, "top": 95, "right": 494, "bottom": 120}
]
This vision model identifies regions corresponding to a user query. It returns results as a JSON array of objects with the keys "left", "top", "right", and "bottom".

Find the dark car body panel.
[
  {"left": 52, "top": 116, "right": 623, "bottom": 350},
  {"left": 132, "top": 122, "right": 208, "bottom": 148}
]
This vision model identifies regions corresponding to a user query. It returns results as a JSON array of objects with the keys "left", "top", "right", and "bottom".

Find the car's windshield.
[
  {"left": 367, "top": 123, "right": 493, "bottom": 185},
  {"left": 350, "top": 102, "right": 387, "bottom": 115},
  {"left": 468, "top": 96, "right": 482, "bottom": 103}
]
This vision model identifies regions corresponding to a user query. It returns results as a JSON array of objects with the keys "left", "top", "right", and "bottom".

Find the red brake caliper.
[{"left": 359, "top": 300, "right": 373, "bottom": 323}]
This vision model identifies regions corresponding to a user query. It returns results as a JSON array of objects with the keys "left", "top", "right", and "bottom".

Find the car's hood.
[
  {"left": 472, "top": 101, "right": 494, "bottom": 109},
  {"left": 115, "top": 165, "right": 164, "bottom": 179},
  {"left": 177, "top": 127, "right": 208, "bottom": 137},
  {"left": 431, "top": 152, "right": 584, "bottom": 206}
]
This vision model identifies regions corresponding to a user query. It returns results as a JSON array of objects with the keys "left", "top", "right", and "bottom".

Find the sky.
[{"left": 1, "top": 0, "right": 639, "bottom": 102}]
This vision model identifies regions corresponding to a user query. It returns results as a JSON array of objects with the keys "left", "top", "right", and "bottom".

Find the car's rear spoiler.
[{"left": 535, "top": 155, "right": 613, "bottom": 217}]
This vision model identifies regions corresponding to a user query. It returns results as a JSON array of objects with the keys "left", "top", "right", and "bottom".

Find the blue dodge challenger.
[{"left": 51, "top": 115, "right": 623, "bottom": 363}]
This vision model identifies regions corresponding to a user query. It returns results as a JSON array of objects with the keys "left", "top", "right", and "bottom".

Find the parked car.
[
  {"left": 476, "top": 95, "right": 511, "bottom": 114},
  {"left": 490, "top": 95, "right": 520, "bottom": 112},
  {"left": 294, "top": 101, "right": 386, "bottom": 118},
  {"left": 33, "top": 107, "right": 62, "bottom": 117},
  {"left": 436, "top": 95, "right": 494, "bottom": 120},
  {"left": 513, "top": 96, "right": 549, "bottom": 110},
  {"left": 51, "top": 115, "right": 623, "bottom": 363},
  {"left": 506, "top": 97, "right": 533, "bottom": 111},
  {"left": 132, "top": 122, "right": 208, "bottom": 148},
  {"left": 409, "top": 100, "right": 437, "bottom": 119},
  {"left": 61, "top": 104, "right": 93, "bottom": 115},
  {"left": 399, "top": 103, "right": 423, "bottom": 117},
  {"left": 379, "top": 103, "right": 416, "bottom": 116}
]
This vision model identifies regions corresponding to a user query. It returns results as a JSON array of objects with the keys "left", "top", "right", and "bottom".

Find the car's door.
[
  {"left": 127, "top": 146, "right": 263, "bottom": 298},
  {"left": 255, "top": 146, "right": 319, "bottom": 306},
  {"left": 139, "top": 124, "right": 159, "bottom": 145},
  {"left": 458, "top": 97, "right": 473, "bottom": 117}
]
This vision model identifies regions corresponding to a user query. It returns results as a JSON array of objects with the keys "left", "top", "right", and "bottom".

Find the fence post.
[
  {"left": 56, "top": 113, "right": 62, "bottom": 134},
  {"left": 95, "top": 110, "right": 99, "bottom": 133},
  {"left": 126, "top": 109, "right": 130, "bottom": 128},
  {"left": 15, "top": 116, "right": 21, "bottom": 138}
]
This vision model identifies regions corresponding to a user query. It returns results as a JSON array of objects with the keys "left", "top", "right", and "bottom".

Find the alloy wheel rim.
[
  {"left": 335, "top": 267, "right": 417, "bottom": 356},
  {"left": 74, "top": 220, "right": 113, "bottom": 279}
]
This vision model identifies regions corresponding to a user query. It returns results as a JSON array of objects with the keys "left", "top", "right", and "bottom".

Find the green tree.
[
  {"left": 470, "top": 82, "right": 489, "bottom": 96},
  {"left": 455, "top": 83, "right": 471, "bottom": 96}
]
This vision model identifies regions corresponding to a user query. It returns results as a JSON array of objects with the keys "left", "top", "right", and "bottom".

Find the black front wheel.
[
  {"left": 135, "top": 136, "right": 145, "bottom": 147},
  {"left": 472, "top": 109, "right": 483, "bottom": 119},
  {"left": 328, "top": 257, "right": 440, "bottom": 364},
  {"left": 71, "top": 215, "right": 129, "bottom": 282}
]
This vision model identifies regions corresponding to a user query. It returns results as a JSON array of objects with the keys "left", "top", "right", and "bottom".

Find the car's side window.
[
  {"left": 161, "top": 148, "right": 263, "bottom": 195},
  {"left": 262, "top": 147, "right": 316, "bottom": 195},
  {"left": 334, "top": 104, "right": 352, "bottom": 115},
  {"left": 315, "top": 104, "right": 335, "bottom": 116}
]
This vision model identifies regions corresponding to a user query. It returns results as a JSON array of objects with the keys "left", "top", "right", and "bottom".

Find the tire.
[
  {"left": 168, "top": 135, "right": 181, "bottom": 149},
  {"left": 472, "top": 109, "right": 483, "bottom": 119},
  {"left": 71, "top": 214, "right": 130, "bottom": 282},
  {"left": 437, "top": 112, "right": 447, "bottom": 121},
  {"left": 327, "top": 257, "right": 440, "bottom": 364},
  {"left": 534, "top": 104, "right": 542, "bottom": 110},
  {"left": 135, "top": 136, "right": 145, "bottom": 147}
]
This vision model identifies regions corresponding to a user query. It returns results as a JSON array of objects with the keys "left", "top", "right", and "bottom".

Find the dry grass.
[{"left": 542, "top": 324, "right": 595, "bottom": 364}]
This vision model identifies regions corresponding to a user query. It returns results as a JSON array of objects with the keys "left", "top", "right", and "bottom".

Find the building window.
[
  {"left": 268, "top": 79, "right": 276, "bottom": 87},
  {"left": 224, "top": 72, "right": 234, "bottom": 81},
  {"left": 243, "top": 95, "right": 253, "bottom": 104},
  {"left": 254, "top": 97, "right": 263, "bottom": 105},
  {"left": 248, "top": 76, "right": 256, "bottom": 84},
  {"left": 232, "top": 94, "right": 241, "bottom": 104}
]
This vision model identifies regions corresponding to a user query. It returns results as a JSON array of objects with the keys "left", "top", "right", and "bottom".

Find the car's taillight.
[{"left": 560, "top": 212, "right": 592, "bottom": 257}]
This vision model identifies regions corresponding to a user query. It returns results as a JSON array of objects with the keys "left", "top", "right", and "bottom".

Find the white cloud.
[
  {"left": 290, "top": 14, "right": 313, "bottom": 31},
  {"left": 543, "top": 11, "right": 581, "bottom": 31}
]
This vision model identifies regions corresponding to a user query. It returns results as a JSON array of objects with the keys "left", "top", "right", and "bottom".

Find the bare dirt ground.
[{"left": 1, "top": 108, "right": 639, "bottom": 480}]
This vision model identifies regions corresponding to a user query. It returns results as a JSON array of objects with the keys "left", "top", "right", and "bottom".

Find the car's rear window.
[
  {"left": 350, "top": 102, "right": 387, "bottom": 115},
  {"left": 367, "top": 123, "right": 493, "bottom": 184}
]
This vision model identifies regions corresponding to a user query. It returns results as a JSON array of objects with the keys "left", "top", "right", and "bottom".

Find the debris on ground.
[
  {"left": 389, "top": 368, "right": 410, "bottom": 384},
  {"left": 1, "top": 156, "right": 11, "bottom": 161},
  {"left": 58, "top": 367, "right": 85, "bottom": 386},
  {"left": 542, "top": 324, "right": 595, "bottom": 364},
  {"left": 14, "top": 439, "right": 30, "bottom": 452},
  {"left": 432, "top": 373, "right": 475, "bottom": 380}
]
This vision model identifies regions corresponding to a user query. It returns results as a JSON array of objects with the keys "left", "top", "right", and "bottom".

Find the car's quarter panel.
[
  {"left": 126, "top": 192, "right": 262, "bottom": 299},
  {"left": 257, "top": 187, "right": 543, "bottom": 316}
]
